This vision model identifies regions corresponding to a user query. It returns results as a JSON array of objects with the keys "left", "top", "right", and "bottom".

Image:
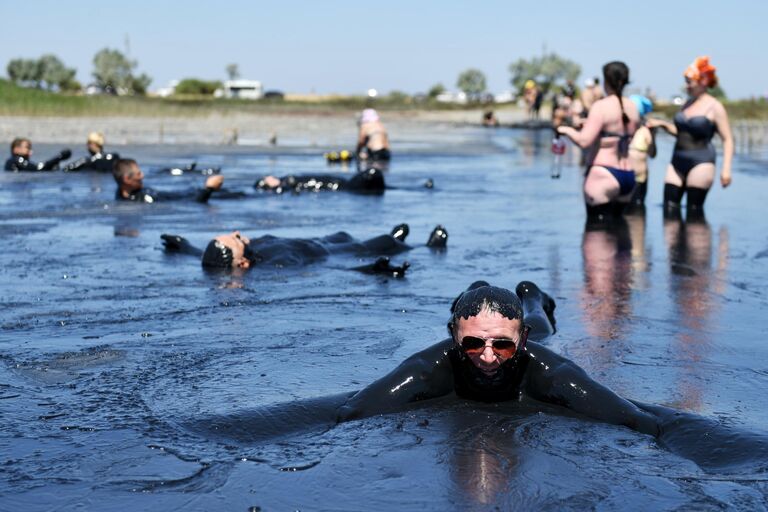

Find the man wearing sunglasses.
[{"left": 339, "top": 281, "right": 659, "bottom": 436}]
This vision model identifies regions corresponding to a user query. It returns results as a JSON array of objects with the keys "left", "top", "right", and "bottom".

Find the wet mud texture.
[{"left": 2, "top": 131, "right": 768, "bottom": 510}]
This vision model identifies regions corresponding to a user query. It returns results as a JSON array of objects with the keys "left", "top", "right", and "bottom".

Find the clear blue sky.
[{"left": 1, "top": 0, "right": 765, "bottom": 99}]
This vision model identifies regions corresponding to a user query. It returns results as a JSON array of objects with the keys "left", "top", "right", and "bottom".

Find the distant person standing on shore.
[
  {"left": 356, "top": 109, "right": 391, "bottom": 162},
  {"left": 646, "top": 56, "right": 733, "bottom": 219},
  {"left": 557, "top": 62, "right": 640, "bottom": 223},
  {"left": 523, "top": 80, "right": 543, "bottom": 120}
]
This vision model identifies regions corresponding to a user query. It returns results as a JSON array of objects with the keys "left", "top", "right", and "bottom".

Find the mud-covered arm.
[
  {"left": 523, "top": 342, "right": 659, "bottom": 436},
  {"left": 630, "top": 400, "right": 768, "bottom": 470},
  {"left": 337, "top": 339, "right": 455, "bottom": 422}
]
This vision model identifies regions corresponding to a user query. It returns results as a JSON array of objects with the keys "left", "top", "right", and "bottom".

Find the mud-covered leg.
[{"left": 515, "top": 281, "right": 556, "bottom": 341}]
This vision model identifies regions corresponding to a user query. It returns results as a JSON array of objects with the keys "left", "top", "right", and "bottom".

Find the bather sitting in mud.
[
  {"left": 4, "top": 137, "right": 71, "bottom": 172},
  {"left": 255, "top": 167, "right": 385, "bottom": 195},
  {"left": 193, "top": 281, "right": 768, "bottom": 470},
  {"left": 113, "top": 158, "right": 224, "bottom": 203},
  {"left": 62, "top": 132, "right": 120, "bottom": 172},
  {"left": 161, "top": 223, "right": 448, "bottom": 276}
]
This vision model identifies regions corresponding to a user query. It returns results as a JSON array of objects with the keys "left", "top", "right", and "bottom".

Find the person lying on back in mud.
[
  {"left": 62, "top": 132, "right": 120, "bottom": 172},
  {"left": 4, "top": 137, "right": 71, "bottom": 172},
  {"left": 161, "top": 223, "right": 448, "bottom": 276},
  {"left": 113, "top": 158, "right": 224, "bottom": 203},
  {"left": 255, "top": 167, "right": 385, "bottom": 195}
]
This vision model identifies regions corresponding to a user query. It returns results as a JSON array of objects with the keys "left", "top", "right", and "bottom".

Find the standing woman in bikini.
[
  {"left": 557, "top": 61, "right": 640, "bottom": 222},
  {"left": 646, "top": 56, "right": 733, "bottom": 219}
]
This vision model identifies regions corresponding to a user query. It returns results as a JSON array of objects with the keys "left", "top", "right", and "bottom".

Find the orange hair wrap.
[{"left": 684, "top": 56, "right": 718, "bottom": 87}]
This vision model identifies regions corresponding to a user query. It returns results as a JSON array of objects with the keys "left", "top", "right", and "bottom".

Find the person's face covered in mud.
[
  {"left": 448, "top": 285, "right": 531, "bottom": 389},
  {"left": 454, "top": 311, "right": 527, "bottom": 375},
  {"left": 202, "top": 231, "right": 254, "bottom": 270}
]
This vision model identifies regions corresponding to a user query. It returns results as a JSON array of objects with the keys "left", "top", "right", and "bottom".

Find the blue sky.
[{"left": 1, "top": 0, "right": 765, "bottom": 99}]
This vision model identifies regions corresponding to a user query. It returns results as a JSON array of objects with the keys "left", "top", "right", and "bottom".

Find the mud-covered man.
[
  {"left": 4, "top": 138, "right": 71, "bottom": 172},
  {"left": 339, "top": 281, "right": 659, "bottom": 435},
  {"left": 113, "top": 158, "right": 223, "bottom": 203}
]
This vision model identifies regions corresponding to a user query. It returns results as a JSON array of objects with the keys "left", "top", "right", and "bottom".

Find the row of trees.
[
  {"left": 6, "top": 48, "right": 151, "bottom": 95},
  {"left": 430, "top": 53, "right": 581, "bottom": 102},
  {"left": 7, "top": 55, "right": 78, "bottom": 91}
]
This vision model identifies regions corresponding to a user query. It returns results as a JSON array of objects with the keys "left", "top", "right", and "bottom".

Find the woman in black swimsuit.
[{"left": 647, "top": 56, "right": 733, "bottom": 219}]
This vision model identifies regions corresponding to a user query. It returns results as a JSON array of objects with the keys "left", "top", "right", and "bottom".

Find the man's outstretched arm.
[
  {"left": 337, "top": 339, "right": 455, "bottom": 422},
  {"left": 523, "top": 342, "right": 660, "bottom": 436}
]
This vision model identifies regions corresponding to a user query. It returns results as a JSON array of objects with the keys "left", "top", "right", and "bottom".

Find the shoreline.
[{"left": 0, "top": 108, "right": 531, "bottom": 146}]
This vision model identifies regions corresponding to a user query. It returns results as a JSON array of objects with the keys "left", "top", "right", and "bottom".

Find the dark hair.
[
  {"left": 10, "top": 137, "right": 30, "bottom": 153},
  {"left": 447, "top": 282, "right": 524, "bottom": 337},
  {"left": 603, "top": 61, "right": 631, "bottom": 133},
  {"left": 201, "top": 239, "right": 234, "bottom": 268},
  {"left": 112, "top": 158, "right": 139, "bottom": 184}
]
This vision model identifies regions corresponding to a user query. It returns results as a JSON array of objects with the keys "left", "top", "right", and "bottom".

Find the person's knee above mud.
[
  {"left": 255, "top": 167, "right": 385, "bottom": 195},
  {"left": 356, "top": 109, "right": 391, "bottom": 162},
  {"left": 4, "top": 137, "right": 71, "bottom": 172},
  {"left": 113, "top": 158, "right": 223, "bottom": 203},
  {"left": 63, "top": 132, "right": 120, "bottom": 172},
  {"left": 557, "top": 61, "right": 641, "bottom": 224}
]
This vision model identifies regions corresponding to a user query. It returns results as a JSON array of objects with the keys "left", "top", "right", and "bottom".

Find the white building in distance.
[{"left": 214, "top": 80, "right": 263, "bottom": 100}]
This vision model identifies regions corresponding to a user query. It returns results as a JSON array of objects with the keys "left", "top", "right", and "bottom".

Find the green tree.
[
  {"left": 508, "top": 52, "right": 580, "bottom": 94},
  {"left": 7, "top": 58, "right": 42, "bottom": 87},
  {"left": 226, "top": 63, "right": 240, "bottom": 81},
  {"left": 175, "top": 78, "right": 223, "bottom": 95},
  {"left": 7, "top": 55, "right": 78, "bottom": 91},
  {"left": 427, "top": 83, "right": 446, "bottom": 99},
  {"left": 709, "top": 84, "right": 727, "bottom": 100},
  {"left": 456, "top": 69, "right": 487, "bottom": 97},
  {"left": 92, "top": 48, "right": 152, "bottom": 95},
  {"left": 38, "top": 54, "right": 77, "bottom": 91}
]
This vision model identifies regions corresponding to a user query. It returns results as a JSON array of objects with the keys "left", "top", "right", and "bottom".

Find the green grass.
[
  {"left": 0, "top": 79, "right": 477, "bottom": 117},
  {"left": 655, "top": 98, "right": 768, "bottom": 121}
]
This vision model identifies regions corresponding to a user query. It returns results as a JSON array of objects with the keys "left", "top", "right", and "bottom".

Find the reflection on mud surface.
[{"left": 1, "top": 133, "right": 768, "bottom": 510}]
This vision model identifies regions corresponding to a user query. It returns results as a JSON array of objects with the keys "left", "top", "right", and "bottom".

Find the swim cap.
[
  {"left": 201, "top": 239, "right": 233, "bottom": 268},
  {"left": 360, "top": 108, "right": 379, "bottom": 123},
  {"left": 447, "top": 284, "right": 523, "bottom": 336},
  {"left": 524, "top": 80, "right": 535, "bottom": 90},
  {"left": 629, "top": 94, "right": 653, "bottom": 117},
  {"left": 87, "top": 132, "right": 105, "bottom": 147},
  {"left": 584, "top": 78, "right": 596, "bottom": 87},
  {"left": 684, "top": 56, "right": 718, "bottom": 87}
]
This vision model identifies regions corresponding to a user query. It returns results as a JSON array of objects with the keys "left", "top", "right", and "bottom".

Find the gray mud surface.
[{"left": 1, "top": 126, "right": 768, "bottom": 510}]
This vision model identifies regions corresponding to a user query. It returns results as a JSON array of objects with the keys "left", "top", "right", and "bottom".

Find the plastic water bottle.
[{"left": 551, "top": 133, "right": 566, "bottom": 179}]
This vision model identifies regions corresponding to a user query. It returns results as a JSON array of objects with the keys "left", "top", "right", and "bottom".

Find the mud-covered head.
[
  {"left": 448, "top": 283, "right": 523, "bottom": 335},
  {"left": 201, "top": 231, "right": 258, "bottom": 270},
  {"left": 448, "top": 282, "right": 529, "bottom": 382}
]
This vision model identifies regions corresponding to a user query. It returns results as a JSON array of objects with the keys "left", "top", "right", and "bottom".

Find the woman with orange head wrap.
[{"left": 647, "top": 56, "right": 733, "bottom": 219}]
